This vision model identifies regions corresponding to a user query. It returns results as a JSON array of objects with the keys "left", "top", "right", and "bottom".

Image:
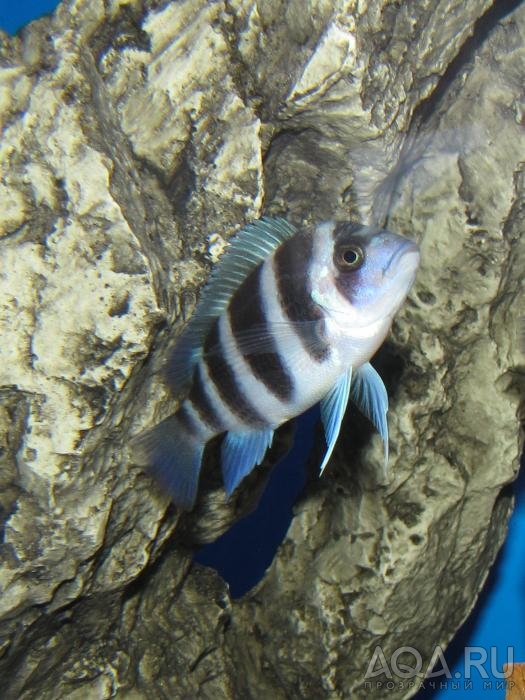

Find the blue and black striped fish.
[{"left": 134, "top": 219, "right": 420, "bottom": 509}]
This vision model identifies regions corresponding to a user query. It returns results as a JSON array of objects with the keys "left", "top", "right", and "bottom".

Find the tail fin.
[{"left": 131, "top": 415, "right": 204, "bottom": 510}]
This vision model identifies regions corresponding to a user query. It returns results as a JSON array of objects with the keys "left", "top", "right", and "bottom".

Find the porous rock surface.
[{"left": 0, "top": 0, "right": 523, "bottom": 698}]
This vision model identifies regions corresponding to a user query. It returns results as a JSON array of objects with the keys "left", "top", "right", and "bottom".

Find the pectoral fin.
[
  {"left": 319, "top": 368, "right": 352, "bottom": 475},
  {"left": 351, "top": 362, "right": 389, "bottom": 469},
  {"left": 221, "top": 428, "right": 275, "bottom": 496}
]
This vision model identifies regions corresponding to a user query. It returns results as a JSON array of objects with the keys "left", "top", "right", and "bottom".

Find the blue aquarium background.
[
  {"left": 2, "top": 2, "right": 524, "bottom": 698},
  {"left": 0, "top": 0, "right": 58, "bottom": 33}
]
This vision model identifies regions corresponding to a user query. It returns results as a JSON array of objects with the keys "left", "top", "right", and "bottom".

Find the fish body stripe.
[
  {"left": 203, "top": 318, "right": 267, "bottom": 427},
  {"left": 273, "top": 232, "right": 331, "bottom": 362},
  {"left": 187, "top": 363, "right": 223, "bottom": 432},
  {"left": 176, "top": 403, "right": 199, "bottom": 436},
  {"left": 228, "top": 264, "right": 293, "bottom": 402}
]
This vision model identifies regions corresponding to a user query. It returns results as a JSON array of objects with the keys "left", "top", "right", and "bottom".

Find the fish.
[{"left": 133, "top": 218, "right": 420, "bottom": 510}]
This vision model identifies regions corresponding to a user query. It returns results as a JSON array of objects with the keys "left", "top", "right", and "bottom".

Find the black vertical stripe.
[
  {"left": 203, "top": 319, "right": 267, "bottom": 427},
  {"left": 228, "top": 264, "right": 293, "bottom": 402},
  {"left": 187, "top": 363, "right": 223, "bottom": 431},
  {"left": 331, "top": 222, "right": 372, "bottom": 304},
  {"left": 177, "top": 403, "right": 200, "bottom": 436},
  {"left": 273, "top": 230, "right": 331, "bottom": 362}
]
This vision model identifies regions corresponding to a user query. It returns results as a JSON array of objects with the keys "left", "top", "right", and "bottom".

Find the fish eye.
[{"left": 336, "top": 245, "right": 364, "bottom": 270}]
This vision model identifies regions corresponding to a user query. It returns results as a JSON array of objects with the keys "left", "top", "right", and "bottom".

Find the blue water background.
[
  {"left": 0, "top": 0, "right": 58, "bottom": 33},
  {"left": 2, "top": 3, "right": 524, "bottom": 699}
]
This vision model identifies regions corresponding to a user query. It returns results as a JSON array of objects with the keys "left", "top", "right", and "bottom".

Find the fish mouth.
[{"left": 383, "top": 239, "right": 420, "bottom": 279}]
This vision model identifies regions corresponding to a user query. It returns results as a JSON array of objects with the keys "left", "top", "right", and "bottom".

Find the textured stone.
[{"left": 0, "top": 0, "right": 523, "bottom": 698}]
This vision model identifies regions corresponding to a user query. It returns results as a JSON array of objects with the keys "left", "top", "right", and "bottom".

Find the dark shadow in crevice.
[{"left": 194, "top": 408, "right": 318, "bottom": 598}]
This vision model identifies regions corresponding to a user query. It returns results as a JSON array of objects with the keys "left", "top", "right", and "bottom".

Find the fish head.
[{"left": 314, "top": 222, "right": 420, "bottom": 330}]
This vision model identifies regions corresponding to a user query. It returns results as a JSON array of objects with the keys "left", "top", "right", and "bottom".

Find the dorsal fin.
[{"left": 165, "top": 217, "right": 297, "bottom": 395}]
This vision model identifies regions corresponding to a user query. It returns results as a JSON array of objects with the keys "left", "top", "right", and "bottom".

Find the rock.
[{"left": 0, "top": 0, "right": 523, "bottom": 698}]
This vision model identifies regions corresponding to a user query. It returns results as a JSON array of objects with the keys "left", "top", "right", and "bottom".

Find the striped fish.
[{"left": 133, "top": 218, "right": 420, "bottom": 509}]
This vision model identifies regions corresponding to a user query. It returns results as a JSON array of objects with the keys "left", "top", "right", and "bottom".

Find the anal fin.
[{"left": 221, "top": 428, "right": 274, "bottom": 496}]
